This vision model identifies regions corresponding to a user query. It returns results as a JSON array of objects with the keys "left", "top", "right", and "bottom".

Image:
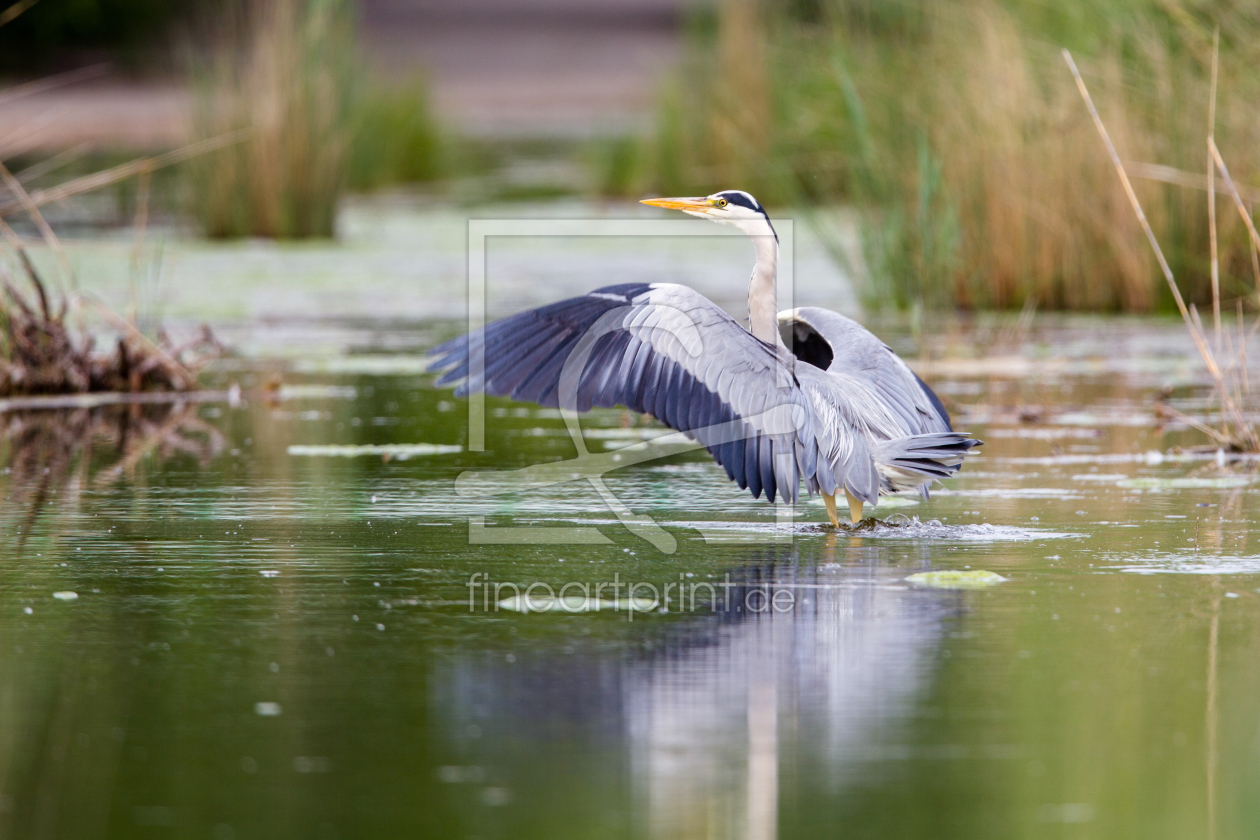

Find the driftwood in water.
[{"left": 0, "top": 264, "right": 221, "bottom": 399}]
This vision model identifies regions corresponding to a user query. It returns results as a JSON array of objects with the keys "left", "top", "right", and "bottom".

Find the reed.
[
  {"left": 1067, "top": 46, "right": 1260, "bottom": 451},
  {"left": 631, "top": 0, "right": 1260, "bottom": 313},
  {"left": 188, "top": 0, "right": 354, "bottom": 239},
  {"left": 186, "top": 1, "right": 443, "bottom": 237}
]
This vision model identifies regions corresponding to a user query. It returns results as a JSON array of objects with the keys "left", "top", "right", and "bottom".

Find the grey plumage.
[
  {"left": 777, "top": 305, "right": 978, "bottom": 500},
  {"left": 431, "top": 282, "right": 820, "bottom": 503},
  {"left": 779, "top": 306, "right": 952, "bottom": 435},
  {"left": 429, "top": 282, "right": 980, "bottom": 507}
]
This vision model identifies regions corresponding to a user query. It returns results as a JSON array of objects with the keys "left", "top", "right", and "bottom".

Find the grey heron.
[{"left": 428, "top": 190, "right": 980, "bottom": 527}]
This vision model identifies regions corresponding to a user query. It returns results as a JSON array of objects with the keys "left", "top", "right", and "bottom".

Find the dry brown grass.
[
  {"left": 0, "top": 234, "right": 221, "bottom": 398},
  {"left": 1067, "top": 45, "right": 1260, "bottom": 450},
  {"left": 0, "top": 126, "right": 230, "bottom": 398},
  {"left": 929, "top": 9, "right": 1161, "bottom": 309}
]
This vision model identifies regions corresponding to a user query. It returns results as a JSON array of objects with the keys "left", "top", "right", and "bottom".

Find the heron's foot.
[
  {"left": 822, "top": 492, "right": 841, "bottom": 528},
  {"left": 844, "top": 489, "right": 864, "bottom": 525},
  {"left": 823, "top": 491, "right": 870, "bottom": 528}
]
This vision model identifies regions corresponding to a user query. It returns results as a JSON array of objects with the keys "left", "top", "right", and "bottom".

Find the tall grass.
[
  {"left": 619, "top": 0, "right": 1260, "bottom": 312},
  {"left": 189, "top": 0, "right": 354, "bottom": 239},
  {"left": 345, "top": 77, "right": 442, "bottom": 192},
  {"left": 187, "top": 0, "right": 443, "bottom": 239}
]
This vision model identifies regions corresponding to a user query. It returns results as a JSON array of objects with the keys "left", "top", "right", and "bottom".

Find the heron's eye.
[{"left": 716, "top": 198, "right": 728, "bottom": 208}]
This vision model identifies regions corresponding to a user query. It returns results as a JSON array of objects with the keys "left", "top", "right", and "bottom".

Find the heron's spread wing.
[
  {"left": 779, "top": 307, "right": 952, "bottom": 434},
  {"left": 428, "top": 283, "right": 828, "bottom": 503}
]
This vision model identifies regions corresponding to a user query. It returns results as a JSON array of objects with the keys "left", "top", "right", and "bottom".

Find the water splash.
[{"left": 860, "top": 516, "right": 1082, "bottom": 542}]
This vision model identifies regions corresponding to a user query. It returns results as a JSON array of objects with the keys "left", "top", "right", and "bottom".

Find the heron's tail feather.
[{"left": 873, "top": 432, "right": 982, "bottom": 497}]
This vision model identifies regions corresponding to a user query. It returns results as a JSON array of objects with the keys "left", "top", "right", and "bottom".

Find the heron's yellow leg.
[
  {"left": 822, "top": 493, "right": 840, "bottom": 528},
  {"left": 844, "top": 488, "right": 864, "bottom": 524}
]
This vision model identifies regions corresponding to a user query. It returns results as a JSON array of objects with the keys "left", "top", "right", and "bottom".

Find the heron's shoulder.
[{"left": 778, "top": 306, "right": 880, "bottom": 343}]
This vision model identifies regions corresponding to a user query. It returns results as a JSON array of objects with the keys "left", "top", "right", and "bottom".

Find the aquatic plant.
[
  {"left": 187, "top": 0, "right": 442, "bottom": 238},
  {"left": 0, "top": 229, "right": 222, "bottom": 398}
]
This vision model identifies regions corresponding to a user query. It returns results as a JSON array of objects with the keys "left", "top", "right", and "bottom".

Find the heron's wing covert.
[{"left": 779, "top": 307, "right": 951, "bottom": 433}]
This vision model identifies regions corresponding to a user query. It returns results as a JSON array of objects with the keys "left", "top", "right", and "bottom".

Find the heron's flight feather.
[{"left": 429, "top": 283, "right": 822, "bottom": 503}]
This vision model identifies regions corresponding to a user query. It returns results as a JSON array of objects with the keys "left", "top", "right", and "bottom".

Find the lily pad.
[
  {"left": 905, "top": 570, "right": 1007, "bottom": 589},
  {"left": 295, "top": 356, "right": 434, "bottom": 375}
]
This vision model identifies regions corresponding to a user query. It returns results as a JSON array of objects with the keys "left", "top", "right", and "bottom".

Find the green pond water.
[{"left": 2, "top": 313, "right": 1260, "bottom": 840}]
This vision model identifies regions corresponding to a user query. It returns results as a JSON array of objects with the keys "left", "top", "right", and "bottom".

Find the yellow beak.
[{"left": 640, "top": 196, "right": 712, "bottom": 212}]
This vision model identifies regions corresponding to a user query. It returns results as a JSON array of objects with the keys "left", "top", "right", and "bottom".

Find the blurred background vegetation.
[
  {"left": 2, "top": 0, "right": 1259, "bottom": 313},
  {"left": 606, "top": 0, "right": 1260, "bottom": 313}
]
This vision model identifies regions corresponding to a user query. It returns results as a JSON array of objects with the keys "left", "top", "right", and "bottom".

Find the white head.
[
  {"left": 641, "top": 190, "right": 777, "bottom": 241},
  {"left": 642, "top": 189, "right": 781, "bottom": 345}
]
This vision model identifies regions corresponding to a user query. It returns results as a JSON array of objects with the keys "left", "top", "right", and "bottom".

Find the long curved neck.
[{"left": 744, "top": 220, "right": 780, "bottom": 345}]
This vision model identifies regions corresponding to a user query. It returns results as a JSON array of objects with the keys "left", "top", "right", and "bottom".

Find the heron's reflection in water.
[{"left": 434, "top": 539, "right": 955, "bottom": 839}]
